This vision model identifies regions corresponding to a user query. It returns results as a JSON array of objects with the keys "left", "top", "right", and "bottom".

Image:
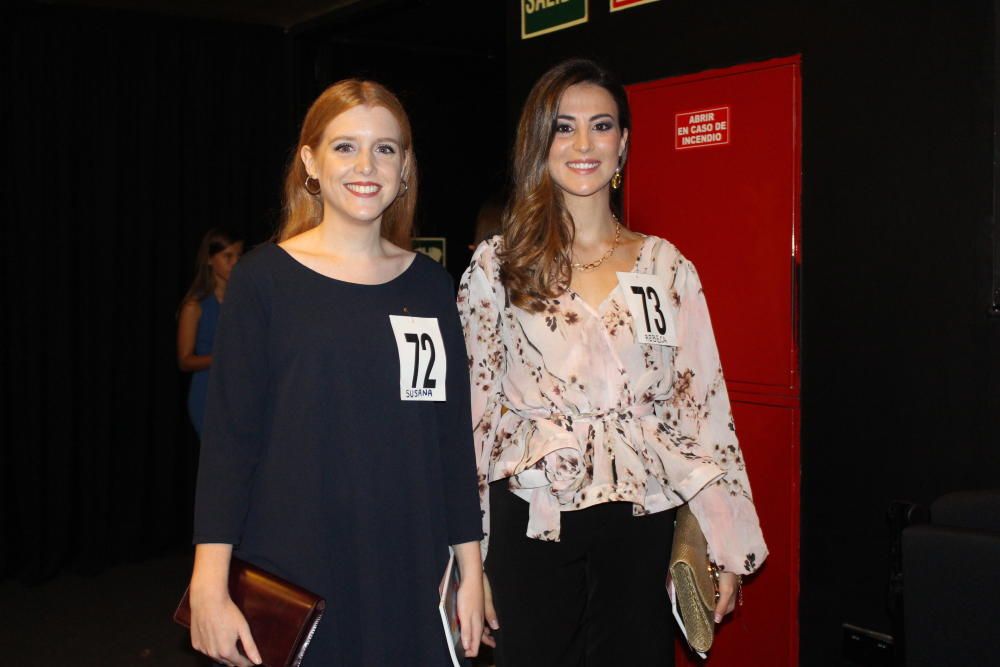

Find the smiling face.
[
  {"left": 300, "top": 104, "right": 406, "bottom": 226},
  {"left": 547, "top": 83, "right": 629, "bottom": 199}
]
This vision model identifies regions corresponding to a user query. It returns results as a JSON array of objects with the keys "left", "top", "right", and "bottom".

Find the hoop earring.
[
  {"left": 396, "top": 179, "right": 409, "bottom": 199},
  {"left": 610, "top": 168, "right": 623, "bottom": 190},
  {"left": 304, "top": 175, "right": 321, "bottom": 196}
]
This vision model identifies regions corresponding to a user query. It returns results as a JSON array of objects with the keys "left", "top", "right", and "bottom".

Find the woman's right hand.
[
  {"left": 189, "top": 544, "right": 261, "bottom": 667},
  {"left": 481, "top": 572, "right": 500, "bottom": 648},
  {"left": 190, "top": 590, "right": 262, "bottom": 667}
]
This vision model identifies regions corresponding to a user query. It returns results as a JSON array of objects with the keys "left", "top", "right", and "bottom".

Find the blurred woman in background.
[{"left": 176, "top": 229, "right": 243, "bottom": 437}]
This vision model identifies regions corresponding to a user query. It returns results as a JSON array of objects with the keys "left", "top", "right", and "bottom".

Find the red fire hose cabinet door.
[{"left": 625, "top": 57, "right": 802, "bottom": 667}]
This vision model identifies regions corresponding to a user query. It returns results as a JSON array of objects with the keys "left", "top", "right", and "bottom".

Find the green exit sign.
[{"left": 521, "top": 0, "right": 588, "bottom": 39}]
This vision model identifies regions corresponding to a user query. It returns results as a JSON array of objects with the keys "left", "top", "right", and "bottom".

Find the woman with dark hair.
[
  {"left": 188, "top": 79, "right": 484, "bottom": 667},
  {"left": 177, "top": 229, "right": 243, "bottom": 437},
  {"left": 458, "top": 58, "right": 767, "bottom": 666}
]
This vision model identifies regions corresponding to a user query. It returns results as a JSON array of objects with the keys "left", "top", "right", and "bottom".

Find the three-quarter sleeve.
[
  {"left": 192, "top": 260, "right": 271, "bottom": 545},
  {"left": 457, "top": 240, "right": 506, "bottom": 559},
  {"left": 435, "top": 271, "right": 486, "bottom": 547},
  {"left": 670, "top": 259, "right": 768, "bottom": 576}
]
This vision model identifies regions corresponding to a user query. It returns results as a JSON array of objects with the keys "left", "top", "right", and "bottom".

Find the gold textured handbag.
[{"left": 669, "top": 504, "right": 719, "bottom": 654}]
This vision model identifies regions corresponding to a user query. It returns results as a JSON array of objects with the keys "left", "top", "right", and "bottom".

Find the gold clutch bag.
[{"left": 669, "top": 504, "right": 719, "bottom": 654}]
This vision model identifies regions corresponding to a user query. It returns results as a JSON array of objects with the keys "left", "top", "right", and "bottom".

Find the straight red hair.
[{"left": 277, "top": 79, "right": 416, "bottom": 247}]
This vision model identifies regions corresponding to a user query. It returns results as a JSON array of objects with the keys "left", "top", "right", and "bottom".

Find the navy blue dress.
[
  {"left": 187, "top": 293, "right": 220, "bottom": 437},
  {"left": 194, "top": 244, "right": 482, "bottom": 667}
]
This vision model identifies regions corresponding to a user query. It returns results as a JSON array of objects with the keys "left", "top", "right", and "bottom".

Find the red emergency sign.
[
  {"left": 610, "top": 0, "right": 661, "bottom": 11},
  {"left": 674, "top": 106, "right": 730, "bottom": 149}
]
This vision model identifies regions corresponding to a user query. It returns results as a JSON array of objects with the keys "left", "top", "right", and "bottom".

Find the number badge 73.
[{"left": 616, "top": 272, "right": 678, "bottom": 346}]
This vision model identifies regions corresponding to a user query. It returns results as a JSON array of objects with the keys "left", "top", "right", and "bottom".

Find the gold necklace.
[{"left": 570, "top": 219, "right": 622, "bottom": 272}]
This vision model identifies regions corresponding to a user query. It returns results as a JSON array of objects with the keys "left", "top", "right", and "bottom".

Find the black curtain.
[{"left": 1, "top": 5, "right": 289, "bottom": 581}]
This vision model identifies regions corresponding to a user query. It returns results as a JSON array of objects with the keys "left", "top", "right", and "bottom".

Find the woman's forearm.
[
  {"left": 452, "top": 541, "right": 483, "bottom": 582},
  {"left": 191, "top": 543, "right": 233, "bottom": 602},
  {"left": 178, "top": 354, "right": 212, "bottom": 372}
]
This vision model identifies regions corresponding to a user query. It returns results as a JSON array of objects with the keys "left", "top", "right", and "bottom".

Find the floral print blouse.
[{"left": 457, "top": 235, "right": 767, "bottom": 576}]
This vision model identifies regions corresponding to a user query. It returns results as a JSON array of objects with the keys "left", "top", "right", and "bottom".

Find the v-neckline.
[{"left": 567, "top": 235, "right": 651, "bottom": 315}]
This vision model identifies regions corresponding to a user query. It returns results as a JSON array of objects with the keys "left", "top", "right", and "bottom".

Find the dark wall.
[
  {"left": 504, "top": 0, "right": 998, "bottom": 664},
  {"left": 2, "top": 5, "right": 288, "bottom": 580}
]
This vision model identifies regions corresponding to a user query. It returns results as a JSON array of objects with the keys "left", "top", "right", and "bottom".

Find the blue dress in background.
[{"left": 187, "top": 293, "right": 220, "bottom": 437}]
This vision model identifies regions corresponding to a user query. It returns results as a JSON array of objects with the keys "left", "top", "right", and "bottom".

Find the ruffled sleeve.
[
  {"left": 456, "top": 238, "right": 506, "bottom": 560},
  {"left": 669, "top": 258, "right": 768, "bottom": 576}
]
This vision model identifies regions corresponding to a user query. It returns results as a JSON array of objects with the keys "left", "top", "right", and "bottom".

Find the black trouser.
[{"left": 485, "top": 482, "right": 676, "bottom": 667}]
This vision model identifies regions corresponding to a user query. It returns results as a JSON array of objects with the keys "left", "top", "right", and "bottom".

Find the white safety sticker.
[
  {"left": 389, "top": 315, "right": 447, "bottom": 401},
  {"left": 616, "top": 272, "right": 678, "bottom": 346}
]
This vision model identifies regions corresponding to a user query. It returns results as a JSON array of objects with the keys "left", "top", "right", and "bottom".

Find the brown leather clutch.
[{"left": 174, "top": 557, "right": 326, "bottom": 667}]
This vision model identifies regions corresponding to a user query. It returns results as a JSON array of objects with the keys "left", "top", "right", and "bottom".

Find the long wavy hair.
[
  {"left": 499, "top": 58, "right": 631, "bottom": 312},
  {"left": 277, "top": 79, "right": 417, "bottom": 247},
  {"left": 180, "top": 228, "right": 241, "bottom": 307}
]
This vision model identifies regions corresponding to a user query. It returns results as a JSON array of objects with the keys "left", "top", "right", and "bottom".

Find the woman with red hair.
[{"left": 188, "top": 80, "right": 484, "bottom": 667}]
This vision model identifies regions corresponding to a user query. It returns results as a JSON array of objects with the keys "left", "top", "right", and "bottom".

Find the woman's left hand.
[
  {"left": 456, "top": 571, "right": 485, "bottom": 657},
  {"left": 452, "top": 541, "right": 485, "bottom": 658},
  {"left": 714, "top": 572, "right": 740, "bottom": 623}
]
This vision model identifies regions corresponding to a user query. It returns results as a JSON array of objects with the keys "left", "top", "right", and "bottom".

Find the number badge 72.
[{"left": 389, "top": 315, "right": 447, "bottom": 401}]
